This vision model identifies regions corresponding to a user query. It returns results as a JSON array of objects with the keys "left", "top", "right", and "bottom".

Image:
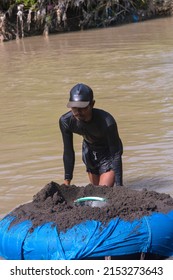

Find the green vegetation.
[
  {"left": 0, "top": 1, "right": 172, "bottom": 42},
  {"left": 16, "top": 0, "right": 37, "bottom": 8},
  {"left": 0, "top": 1, "right": 162, "bottom": 11},
  {"left": 16, "top": 0, "right": 37, "bottom": 6},
  {"left": 0, "top": 1, "right": 172, "bottom": 13}
]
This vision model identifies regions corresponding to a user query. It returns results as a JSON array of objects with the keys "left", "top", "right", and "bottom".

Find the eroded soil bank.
[{"left": 1, "top": 1, "right": 172, "bottom": 42}]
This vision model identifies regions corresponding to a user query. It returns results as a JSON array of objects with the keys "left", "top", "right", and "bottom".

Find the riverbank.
[{"left": 0, "top": 0, "right": 173, "bottom": 42}]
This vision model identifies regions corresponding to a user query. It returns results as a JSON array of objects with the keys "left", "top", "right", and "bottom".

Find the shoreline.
[{"left": 0, "top": 1, "right": 172, "bottom": 42}]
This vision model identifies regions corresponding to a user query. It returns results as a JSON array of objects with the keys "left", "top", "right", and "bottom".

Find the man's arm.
[
  {"left": 59, "top": 116, "right": 75, "bottom": 183},
  {"left": 106, "top": 120, "right": 123, "bottom": 186},
  {"left": 112, "top": 151, "right": 123, "bottom": 186}
]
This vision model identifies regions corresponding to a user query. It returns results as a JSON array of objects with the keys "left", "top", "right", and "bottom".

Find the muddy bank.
[
  {"left": 0, "top": 1, "right": 173, "bottom": 42},
  {"left": 10, "top": 181, "right": 173, "bottom": 232}
]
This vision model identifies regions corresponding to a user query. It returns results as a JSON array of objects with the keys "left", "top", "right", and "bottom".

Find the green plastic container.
[{"left": 74, "top": 196, "right": 108, "bottom": 207}]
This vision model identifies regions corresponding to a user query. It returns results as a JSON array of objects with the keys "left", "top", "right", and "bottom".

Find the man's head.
[
  {"left": 67, "top": 83, "right": 93, "bottom": 108},
  {"left": 67, "top": 83, "right": 95, "bottom": 122}
]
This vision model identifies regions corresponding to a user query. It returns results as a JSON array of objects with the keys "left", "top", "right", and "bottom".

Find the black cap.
[{"left": 67, "top": 83, "right": 93, "bottom": 108}]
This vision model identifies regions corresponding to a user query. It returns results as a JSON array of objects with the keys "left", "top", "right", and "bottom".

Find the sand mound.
[{"left": 10, "top": 181, "right": 173, "bottom": 232}]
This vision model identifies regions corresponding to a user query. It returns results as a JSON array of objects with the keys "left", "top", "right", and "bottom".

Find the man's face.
[{"left": 71, "top": 101, "right": 94, "bottom": 122}]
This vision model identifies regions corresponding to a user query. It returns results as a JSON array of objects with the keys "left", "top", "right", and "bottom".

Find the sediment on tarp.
[{"left": 9, "top": 181, "right": 173, "bottom": 232}]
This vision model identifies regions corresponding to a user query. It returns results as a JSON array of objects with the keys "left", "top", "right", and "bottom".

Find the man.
[{"left": 59, "top": 83, "right": 123, "bottom": 187}]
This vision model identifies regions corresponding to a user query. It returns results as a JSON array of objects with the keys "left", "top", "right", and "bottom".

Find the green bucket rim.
[{"left": 74, "top": 196, "right": 107, "bottom": 204}]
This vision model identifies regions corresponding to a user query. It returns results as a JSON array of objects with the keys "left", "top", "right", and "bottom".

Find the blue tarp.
[{"left": 0, "top": 211, "right": 173, "bottom": 260}]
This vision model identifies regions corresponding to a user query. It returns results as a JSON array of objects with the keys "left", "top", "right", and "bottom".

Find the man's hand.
[{"left": 64, "top": 179, "right": 71, "bottom": 185}]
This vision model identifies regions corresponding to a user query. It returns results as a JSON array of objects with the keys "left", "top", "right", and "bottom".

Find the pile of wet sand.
[{"left": 10, "top": 181, "right": 173, "bottom": 232}]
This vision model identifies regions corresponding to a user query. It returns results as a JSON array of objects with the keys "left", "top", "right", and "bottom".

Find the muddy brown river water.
[{"left": 0, "top": 17, "right": 173, "bottom": 218}]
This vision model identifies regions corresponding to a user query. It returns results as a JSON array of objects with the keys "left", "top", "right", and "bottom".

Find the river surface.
[{"left": 0, "top": 17, "right": 173, "bottom": 217}]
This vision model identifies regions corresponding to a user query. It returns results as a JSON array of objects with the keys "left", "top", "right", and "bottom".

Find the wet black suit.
[{"left": 59, "top": 108, "right": 123, "bottom": 186}]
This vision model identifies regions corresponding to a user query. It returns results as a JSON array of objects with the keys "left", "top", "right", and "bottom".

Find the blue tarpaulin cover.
[{"left": 0, "top": 210, "right": 173, "bottom": 260}]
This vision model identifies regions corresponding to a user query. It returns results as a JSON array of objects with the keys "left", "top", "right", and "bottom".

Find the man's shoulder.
[
  {"left": 59, "top": 111, "right": 73, "bottom": 122},
  {"left": 93, "top": 108, "right": 116, "bottom": 128},
  {"left": 93, "top": 108, "right": 114, "bottom": 120},
  {"left": 59, "top": 111, "right": 74, "bottom": 131}
]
